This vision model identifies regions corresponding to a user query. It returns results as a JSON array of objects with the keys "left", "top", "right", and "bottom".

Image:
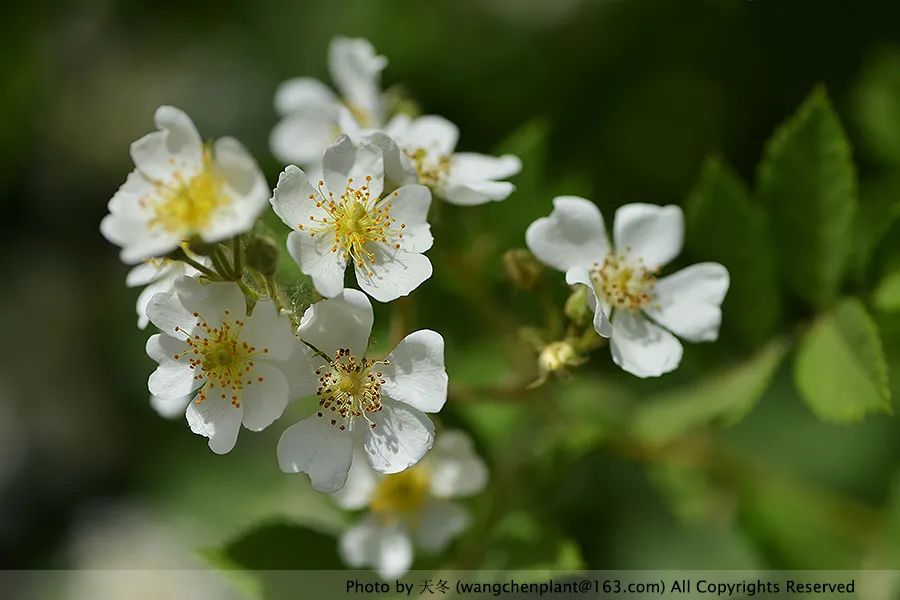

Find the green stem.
[
  {"left": 301, "top": 339, "right": 333, "bottom": 363},
  {"left": 265, "top": 275, "right": 285, "bottom": 312},
  {"left": 172, "top": 249, "right": 221, "bottom": 281},
  {"left": 211, "top": 246, "right": 234, "bottom": 280},
  {"left": 231, "top": 235, "right": 244, "bottom": 280},
  {"left": 238, "top": 280, "right": 261, "bottom": 301}
]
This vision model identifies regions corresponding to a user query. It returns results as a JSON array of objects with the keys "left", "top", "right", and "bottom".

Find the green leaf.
[
  {"left": 200, "top": 520, "right": 342, "bottom": 599},
  {"left": 794, "top": 298, "right": 892, "bottom": 423},
  {"left": 852, "top": 46, "right": 900, "bottom": 165},
  {"left": 757, "top": 85, "right": 858, "bottom": 307},
  {"left": 849, "top": 174, "right": 900, "bottom": 280},
  {"left": 631, "top": 339, "right": 788, "bottom": 446},
  {"left": 685, "top": 155, "right": 781, "bottom": 346},
  {"left": 874, "top": 268, "right": 900, "bottom": 313}
]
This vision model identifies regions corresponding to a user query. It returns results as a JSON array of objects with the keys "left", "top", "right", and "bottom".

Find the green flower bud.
[
  {"left": 502, "top": 248, "right": 543, "bottom": 290},
  {"left": 245, "top": 236, "right": 279, "bottom": 276},
  {"left": 565, "top": 286, "right": 592, "bottom": 327}
]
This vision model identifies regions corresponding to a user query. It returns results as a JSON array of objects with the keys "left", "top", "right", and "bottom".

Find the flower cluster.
[{"left": 100, "top": 36, "right": 728, "bottom": 577}]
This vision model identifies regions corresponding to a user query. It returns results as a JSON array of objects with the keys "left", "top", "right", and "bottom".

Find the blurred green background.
[{"left": 3, "top": 0, "right": 900, "bottom": 592}]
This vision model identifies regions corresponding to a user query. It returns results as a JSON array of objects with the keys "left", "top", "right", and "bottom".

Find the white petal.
[
  {"left": 331, "top": 447, "right": 380, "bottom": 510},
  {"left": 363, "top": 131, "right": 418, "bottom": 187},
  {"left": 274, "top": 77, "right": 338, "bottom": 116},
  {"left": 277, "top": 340, "right": 321, "bottom": 401},
  {"left": 449, "top": 152, "right": 521, "bottom": 182},
  {"left": 130, "top": 106, "right": 203, "bottom": 183},
  {"left": 383, "top": 184, "right": 432, "bottom": 252},
  {"left": 126, "top": 260, "right": 172, "bottom": 288},
  {"left": 277, "top": 413, "right": 354, "bottom": 493},
  {"left": 241, "top": 300, "right": 295, "bottom": 361},
  {"left": 427, "top": 430, "right": 488, "bottom": 498},
  {"left": 440, "top": 180, "right": 515, "bottom": 206},
  {"left": 363, "top": 399, "right": 434, "bottom": 474},
  {"left": 565, "top": 267, "right": 612, "bottom": 337},
  {"left": 101, "top": 210, "right": 181, "bottom": 265},
  {"left": 146, "top": 288, "right": 196, "bottom": 337},
  {"left": 380, "top": 330, "right": 447, "bottom": 413},
  {"left": 185, "top": 392, "right": 244, "bottom": 454},
  {"left": 322, "top": 135, "right": 384, "bottom": 200},
  {"left": 174, "top": 278, "right": 247, "bottom": 327},
  {"left": 402, "top": 115, "right": 459, "bottom": 155},
  {"left": 146, "top": 334, "right": 198, "bottom": 399},
  {"left": 415, "top": 500, "right": 469, "bottom": 553},
  {"left": 645, "top": 263, "right": 730, "bottom": 343},
  {"left": 340, "top": 517, "right": 413, "bottom": 579},
  {"left": 354, "top": 246, "right": 432, "bottom": 303},
  {"left": 150, "top": 393, "right": 192, "bottom": 419},
  {"left": 613, "top": 203, "right": 684, "bottom": 270},
  {"left": 526, "top": 196, "right": 610, "bottom": 272},
  {"left": 239, "top": 362, "right": 290, "bottom": 432},
  {"left": 610, "top": 311, "right": 683, "bottom": 378},
  {"left": 298, "top": 289, "right": 373, "bottom": 357},
  {"left": 328, "top": 37, "right": 387, "bottom": 125},
  {"left": 270, "top": 112, "right": 340, "bottom": 167},
  {"left": 207, "top": 137, "right": 268, "bottom": 236},
  {"left": 286, "top": 230, "right": 347, "bottom": 298},
  {"left": 135, "top": 275, "right": 172, "bottom": 330},
  {"left": 270, "top": 165, "right": 323, "bottom": 230}
]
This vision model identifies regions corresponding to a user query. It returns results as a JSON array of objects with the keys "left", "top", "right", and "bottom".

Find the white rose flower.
[
  {"left": 271, "top": 36, "right": 387, "bottom": 168},
  {"left": 277, "top": 289, "right": 447, "bottom": 494},
  {"left": 145, "top": 277, "right": 306, "bottom": 454},
  {"left": 100, "top": 106, "right": 268, "bottom": 264},
  {"left": 526, "top": 197, "right": 730, "bottom": 378},
  {"left": 334, "top": 430, "right": 488, "bottom": 578},
  {"left": 383, "top": 114, "right": 522, "bottom": 206},
  {"left": 270, "top": 135, "right": 433, "bottom": 302}
]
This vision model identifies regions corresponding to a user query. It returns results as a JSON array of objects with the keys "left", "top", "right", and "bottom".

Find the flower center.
[
  {"left": 315, "top": 348, "right": 386, "bottom": 430},
  {"left": 297, "top": 178, "right": 407, "bottom": 276},
  {"left": 590, "top": 253, "right": 657, "bottom": 311},
  {"left": 173, "top": 309, "right": 269, "bottom": 408},
  {"left": 370, "top": 466, "right": 431, "bottom": 517},
  {"left": 146, "top": 146, "right": 231, "bottom": 235},
  {"left": 405, "top": 147, "right": 451, "bottom": 187}
]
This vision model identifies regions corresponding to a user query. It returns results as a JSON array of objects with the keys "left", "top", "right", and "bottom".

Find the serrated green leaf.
[
  {"left": 853, "top": 46, "right": 900, "bottom": 165},
  {"left": 757, "top": 86, "right": 858, "bottom": 307},
  {"left": 685, "top": 155, "right": 781, "bottom": 346},
  {"left": 874, "top": 269, "right": 900, "bottom": 313},
  {"left": 631, "top": 339, "right": 787, "bottom": 446},
  {"left": 794, "top": 298, "right": 892, "bottom": 423}
]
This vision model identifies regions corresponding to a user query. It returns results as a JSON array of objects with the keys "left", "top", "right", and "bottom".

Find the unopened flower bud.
[
  {"left": 565, "top": 286, "right": 591, "bottom": 327},
  {"left": 503, "top": 248, "right": 542, "bottom": 290},
  {"left": 246, "top": 236, "right": 279, "bottom": 276}
]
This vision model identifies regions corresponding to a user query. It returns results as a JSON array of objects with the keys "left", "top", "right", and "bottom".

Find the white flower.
[
  {"left": 334, "top": 430, "right": 487, "bottom": 578},
  {"left": 526, "top": 197, "right": 730, "bottom": 378},
  {"left": 270, "top": 135, "right": 433, "bottom": 302},
  {"left": 383, "top": 114, "right": 522, "bottom": 206},
  {"left": 145, "top": 277, "right": 304, "bottom": 454},
  {"left": 271, "top": 36, "right": 387, "bottom": 167},
  {"left": 100, "top": 106, "right": 268, "bottom": 264},
  {"left": 277, "top": 289, "right": 448, "bottom": 494}
]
